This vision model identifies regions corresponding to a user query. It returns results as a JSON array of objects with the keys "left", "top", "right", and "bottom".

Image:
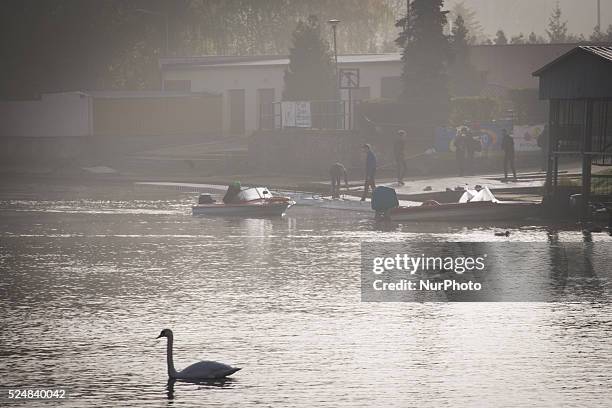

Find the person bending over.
[{"left": 330, "top": 162, "right": 349, "bottom": 198}]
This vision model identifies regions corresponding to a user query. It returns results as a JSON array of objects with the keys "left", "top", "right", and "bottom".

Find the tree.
[
  {"left": 590, "top": 24, "right": 612, "bottom": 42},
  {"left": 448, "top": 15, "right": 483, "bottom": 96},
  {"left": 449, "top": 1, "right": 484, "bottom": 44},
  {"left": 395, "top": 0, "right": 450, "bottom": 123},
  {"left": 527, "top": 32, "right": 546, "bottom": 44},
  {"left": 494, "top": 30, "right": 508, "bottom": 45},
  {"left": 510, "top": 33, "right": 526, "bottom": 44},
  {"left": 282, "top": 15, "right": 336, "bottom": 101},
  {"left": 546, "top": 2, "right": 568, "bottom": 43}
]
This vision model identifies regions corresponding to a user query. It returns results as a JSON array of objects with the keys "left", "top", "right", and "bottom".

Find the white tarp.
[
  {"left": 459, "top": 187, "right": 498, "bottom": 203},
  {"left": 459, "top": 189, "right": 479, "bottom": 203}
]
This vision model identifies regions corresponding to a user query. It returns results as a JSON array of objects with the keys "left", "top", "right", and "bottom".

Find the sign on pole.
[{"left": 339, "top": 68, "right": 360, "bottom": 89}]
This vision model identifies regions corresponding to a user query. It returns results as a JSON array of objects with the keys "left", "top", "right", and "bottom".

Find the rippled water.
[{"left": 1, "top": 181, "right": 611, "bottom": 407}]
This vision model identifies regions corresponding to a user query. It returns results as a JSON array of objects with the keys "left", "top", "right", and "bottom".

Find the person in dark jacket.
[
  {"left": 329, "top": 162, "right": 349, "bottom": 198},
  {"left": 537, "top": 125, "right": 549, "bottom": 171},
  {"left": 360, "top": 144, "right": 377, "bottom": 201},
  {"left": 501, "top": 129, "right": 517, "bottom": 181},
  {"left": 454, "top": 128, "right": 468, "bottom": 176},
  {"left": 394, "top": 130, "right": 407, "bottom": 185}
]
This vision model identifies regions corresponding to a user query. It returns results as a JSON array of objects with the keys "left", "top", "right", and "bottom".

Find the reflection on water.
[{"left": 0, "top": 182, "right": 611, "bottom": 407}]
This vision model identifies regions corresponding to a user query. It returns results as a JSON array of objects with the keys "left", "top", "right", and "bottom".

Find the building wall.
[
  {"left": 92, "top": 94, "right": 222, "bottom": 137},
  {"left": 163, "top": 62, "right": 401, "bottom": 136},
  {"left": 164, "top": 66, "right": 283, "bottom": 136},
  {"left": 470, "top": 44, "right": 575, "bottom": 90},
  {"left": 0, "top": 92, "right": 92, "bottom": 138}
]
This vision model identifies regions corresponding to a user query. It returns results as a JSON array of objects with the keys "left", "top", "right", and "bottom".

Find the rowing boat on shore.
[
  {"left": 376, "top": 186, "right": 540, "bottom": 222},
  {"left": 386, "top": 200, "right": 540, "bottom": 222}
]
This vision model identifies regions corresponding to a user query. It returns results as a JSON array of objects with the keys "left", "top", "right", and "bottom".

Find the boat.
[
  {"left": 379, "top": 187, "right": 540, "bottom": 222},
  {"left": 192, "top": 187, "right": 295, "bottom": 217}
]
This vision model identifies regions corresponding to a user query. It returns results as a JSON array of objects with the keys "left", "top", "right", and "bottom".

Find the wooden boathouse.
[{"left": 533, "top": 46, "right": 612, "bottom": 218}]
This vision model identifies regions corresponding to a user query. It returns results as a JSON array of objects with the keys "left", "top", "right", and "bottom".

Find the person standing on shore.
[
  {"left": 454, "top": 128, "right": 467, "bottom": 176},
  {"left": 537, "top": 125, "right": 549, "bottom": 172},
  {"left": 360, "top": 144, "right": 377, "bottom": 201},
  {"left": 329, "top": 162, "right": 349, "bottom": 198},
  {"left": 394, "top": 130, "right": 407, "bottom": 185},
  {"left": 501, "top": 129, "right": 517, "bottom": 181}
]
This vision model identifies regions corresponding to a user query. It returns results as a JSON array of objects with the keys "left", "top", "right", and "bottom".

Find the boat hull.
[
  {"left": 192, "top": 200, "right": 294, "bottom": 217},
  {"left": 387, "top": 201, "right": 540, "bottom": 222}
]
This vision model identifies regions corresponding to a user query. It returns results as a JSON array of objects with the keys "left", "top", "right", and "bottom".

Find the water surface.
[{"left": 1, "top": 181, "right": 610, "bottom": 407}]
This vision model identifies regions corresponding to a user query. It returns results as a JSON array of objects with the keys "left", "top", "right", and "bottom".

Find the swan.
[{"left": 156, "top": 328, "right": 241, "bottom": 380}]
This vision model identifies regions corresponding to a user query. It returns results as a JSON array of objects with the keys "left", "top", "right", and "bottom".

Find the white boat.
[{"left": 192, "top": 187, "right": 294, "bottom": 217}]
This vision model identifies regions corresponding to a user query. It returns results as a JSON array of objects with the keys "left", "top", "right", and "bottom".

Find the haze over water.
[{"left": 1, "top": 181, "right": 611, "bottom": 407}]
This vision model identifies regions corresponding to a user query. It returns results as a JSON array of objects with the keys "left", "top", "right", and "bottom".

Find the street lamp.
[
  {"left": 327, "top": 18, "right": 341, "bottom": 128},
  {"left": 135, "top": 8, "right": 169, "bottom": 56},
  {"left": 328, "top": 19, "right": 340, "bottom": 80},
  {"left": 597, "top": 0, "right": 601, "bottom": 30}
]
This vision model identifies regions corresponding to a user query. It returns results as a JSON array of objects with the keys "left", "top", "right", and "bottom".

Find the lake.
[{"left": 1, "top": 180, "right": 610, "bottom": 407}]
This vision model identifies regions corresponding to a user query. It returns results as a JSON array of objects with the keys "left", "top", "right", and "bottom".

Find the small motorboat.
[
  {"left": 374, "top": 186, "right": 540, "bottom": 222},
  {"left": 192, "top": 187, "right": 294, "bottom": 217}
]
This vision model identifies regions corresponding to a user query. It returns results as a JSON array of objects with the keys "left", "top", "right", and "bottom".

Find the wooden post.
[
  {"left": 545, "top": 100, "right": 555, "bottom": 196},
  {"left": 581, "top": 99, "right": 594, "bottom": 220}
]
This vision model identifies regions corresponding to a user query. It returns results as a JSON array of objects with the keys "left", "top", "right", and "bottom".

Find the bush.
[
  {"left": 450, "top": 96, "right": 500, "bottom": 126},
  {"left": 508, "top": 88, "right": 548, "bottom": 125}
]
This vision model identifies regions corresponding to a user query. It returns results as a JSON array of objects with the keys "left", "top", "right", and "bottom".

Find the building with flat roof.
[{"left": 161, "top": 43, "right": 605, "bottom": 136}]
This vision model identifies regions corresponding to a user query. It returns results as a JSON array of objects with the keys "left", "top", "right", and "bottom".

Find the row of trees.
[
  {"left": 0, "top": 0, "right": 400, "bottom": 98},
  {"left": 490, "top": 3, "right": 612, "bottom": 45},
  {"left": 1, "top": 0, "right": 610, "bottom": 99}
]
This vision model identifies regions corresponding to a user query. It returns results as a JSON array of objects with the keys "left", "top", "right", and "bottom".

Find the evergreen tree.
[
  {"left": 449, "top": 1, "right": 484, "bottom": 44},
  {"left": 527, "top": 32, "right": 546, "bottom": 44},
  {"left": 590, "top": 25, "right": 612, "bottom": 42},
  {"left": 510, "top": 33, "right": 526, "bottom": 44},
  {"left": 448, "top": 14, "right": 483, "bottom": 96},
  {"left": 494, "top": 30, "right": 508, "bottom": 45},
  {"left": 546, "top": 2, "right": 568, "bottom": 43},
  {"left": 395, "top": 0, "right": 450, "bottom": 123},
  {"left": 282, "top": 15, "right": 336, "bottom": 101}
]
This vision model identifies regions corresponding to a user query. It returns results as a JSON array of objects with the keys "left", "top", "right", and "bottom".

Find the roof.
[
  {"left": 88, "top": 90, "right": 220, "bottom": 98},
  {"left": 533, "top": 45, "right": 612, "bottom": 76},
  {"left": 160, "top": 54, "right": 400, "bottom": 70}
]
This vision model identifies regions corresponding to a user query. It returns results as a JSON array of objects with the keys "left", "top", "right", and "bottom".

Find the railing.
[
  {"left": 592, "top": 174, "right": 612, "bottom": 196},
  {"left": 259, "top": 100, "right": 348, "bottom": 131}
]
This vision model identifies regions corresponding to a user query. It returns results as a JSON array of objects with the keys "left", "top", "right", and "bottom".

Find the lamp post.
[
  {"left": 597, "top": 0, "right": 601, "bottom": 30},
  {"left": 328, "top": 19, "right": 340, "bottom": 82},
  {"left": 135, "top": 8, "right": 169, "bottom": 56},
  {"left": 328, "top": 19, "right": 341, "bottom": 128}
]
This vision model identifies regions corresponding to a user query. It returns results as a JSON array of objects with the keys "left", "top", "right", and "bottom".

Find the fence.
[
  {"left": 259, "top": 100, "right": 348, "bottom": 130},
  {"left": 592, "top": 174, "right": 612, "bottom": 197}
]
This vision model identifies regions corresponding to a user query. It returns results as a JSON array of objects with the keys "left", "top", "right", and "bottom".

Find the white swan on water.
[{"left": 156, "top": 328, "right": 241, "bottom": 380}]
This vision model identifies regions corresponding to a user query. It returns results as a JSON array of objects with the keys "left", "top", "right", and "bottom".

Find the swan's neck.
[{"left": 166, "top": 336, "right": 178, "bottom": 378}]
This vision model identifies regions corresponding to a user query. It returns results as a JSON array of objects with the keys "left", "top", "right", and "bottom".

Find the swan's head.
[{"left": 156, "top": 328, "right": 174, "bottom": 339}]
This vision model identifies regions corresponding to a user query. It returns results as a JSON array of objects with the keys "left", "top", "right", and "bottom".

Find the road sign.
[{"left": 339, "top": 68, "right": 360, "bottom": 89}]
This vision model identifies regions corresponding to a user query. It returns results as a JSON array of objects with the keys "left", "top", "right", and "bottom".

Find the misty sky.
[{"left": 453, "top": 0, "right": 612, "bottom": 38}]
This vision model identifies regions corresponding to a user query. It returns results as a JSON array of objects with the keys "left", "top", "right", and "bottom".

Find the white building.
[
  {"left": 160, "top": 54, "right": 402, "bottom": 136},
  {"left": 160, "top": 44, "right": 580, "bottom": 137}
]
